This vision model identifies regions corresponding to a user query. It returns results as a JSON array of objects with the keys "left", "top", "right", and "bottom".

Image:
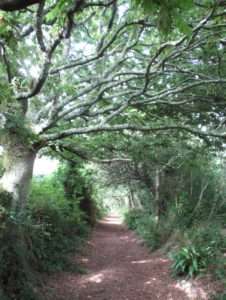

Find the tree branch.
[
  {"left": 0, "top": 0, "right": 40, "bottom": 11},
  {"left": 40, "top": 124, "right": 226, "bottom": 143},
  {"left": 35, "top": 0, "right": 47, "bottom": 53}
]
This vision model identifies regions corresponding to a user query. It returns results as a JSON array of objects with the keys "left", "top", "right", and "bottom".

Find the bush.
[
  {"left": 135, "top": 214, "right": 162, "bottom": 249},
  {"left": 28, "top": 194, "right": 90, "bottom": 273},
  {"left": 170, "top": 244, "right": 209, "bottom": 277},
  {"left": 124, "top": 209, "right": 172, "bottom": 250},
  {"left": 26, "top": 169, "right": 96, "bottom": 273},
  {"left": 170, "top": 224, "right": 226, "bottom": 278},
  {"left": 188, "top": 223, "right": 226, "bottom": 252},
  {"left": 0, "top": 190, "right": 40, "bottom": 300},
  {"left": 124, "top": 209, "right": 145, "bottom": 230},
  {"left": 0, "top": 172, "right": 93, "bottom": 298}
]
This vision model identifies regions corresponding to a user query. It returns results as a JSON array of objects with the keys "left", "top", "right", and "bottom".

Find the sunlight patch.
[
  {"left": 88, "top": 273, "right": 104, "bottom": 283},
  {"left": 176, "top": 280, "right": 208, "bottom": 299},
  {"left": 119, "top": 236, "right": 129, "bottom": 240},
  {"left": 132, "top": 259, "right": 151, "bottom": 264},
  {"left": 145, "top": 278, "right": 157, "bottom": 284},
  {"left": 99, "top": 215, "right": 123, "bottom": 225}
]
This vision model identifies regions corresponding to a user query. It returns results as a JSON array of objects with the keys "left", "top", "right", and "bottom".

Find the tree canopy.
[
  {"left": 0, "top": 0, "right": 225, "bottom": 144},
  {"left": 0, "top": 0, "right": 225, "bottom": 206},
  {"left": 0, "top": 2, "right": 226, "bottom": 298}
]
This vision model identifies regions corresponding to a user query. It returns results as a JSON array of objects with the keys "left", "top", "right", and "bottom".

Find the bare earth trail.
[{"left": 43, "top": 215, "right": 220, "bottom": 300}]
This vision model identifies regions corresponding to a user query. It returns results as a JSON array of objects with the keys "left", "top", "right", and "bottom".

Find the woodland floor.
[{"left": 40, "top": 215, "right": 224, "bottom": 300}]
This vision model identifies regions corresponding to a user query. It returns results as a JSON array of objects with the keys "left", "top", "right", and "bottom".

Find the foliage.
[
  {"left": 0, "top": 0, "right": 225, "bottom": 157},
  {"left": 124, "top": 210, "right": 170, "bottom": 249},
  {"left": 0, "top": 13, "right": 18, "bottom": 50},
  {"left": 119, "top": 139, "right": 226, "bottom": 280},
  {"left": 27, "top": 165, "right": 94, "bottom": 273},
  {"left": 82, "top": 126, "right": 226, "bottom": 286},
  {"left": 131, "top": 0, "right": 195, "bottom": 34},
  {"left": 28, "top": 202, "right": 89, "bottom": 273},
  {"left": 0, "top": 0, "right": 225, "bottom": 297},
  {"left": 94, "top": 132, "right": 226, "bottom": 222},
  {"left": 0, "top": 190, "right": 40, "bottom": 300},
  {"left": 170, "top": 245, "right": 208, "bottom": 277},
  {"left": 170, "top": 223, "right": 226, "bottom": 277},
  {"left": 188, "top": 223, "right": 226, "bottom": 252},
  {"left": 124, "top": 209, "right": 144, "bottom": 230},
  {"left": 125, "top": 209, "right": 226, "bottom": 278},
  {"left": 0, "top": 163, "right": 100, "bottom": 298},
  {"left": 61, "top": 162, "right": 98, "bottom": 226},
  {"left": 134, "top": 215, "right": 163, "bottom": 249}
]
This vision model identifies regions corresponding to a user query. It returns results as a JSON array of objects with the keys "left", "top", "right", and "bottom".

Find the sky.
[
  {"left": 0, "top": 146, "right": 58, "bottom": 176},
  {"left": 33, "top": 156, "right": 59, "bottom": 175}
]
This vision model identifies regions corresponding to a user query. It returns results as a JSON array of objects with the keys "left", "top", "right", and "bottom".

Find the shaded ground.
[{"left": 41, "top": 215, "right": 223, "bottom": 300}]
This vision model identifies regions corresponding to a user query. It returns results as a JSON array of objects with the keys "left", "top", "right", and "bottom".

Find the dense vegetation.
[
  {"left": 0, "top": 162, "right": 101, "bottom": 299},
  {"left": 87, "top": 132, "right": 226, "bottom": 281},
  {"left": 0, "top": 0, "right": 225, "bottom": 298}
]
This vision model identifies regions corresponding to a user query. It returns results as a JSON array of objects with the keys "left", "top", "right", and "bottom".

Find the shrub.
[
  {"left": 188, "top": 223, "right": 226, "bottom": 252},
  {"left": 135, "top": 214, "right": 161, "bottom": 249},
  {"left": 0, "top": 166, "right": 97, "bottom": 299},
  {"left": 170, "top": 224, "right": 226, "bottom": 278},
  {"left": 124, "top": 209, "right": 145, "bottom": 230},
  {"left": 28, "top": 201, "right": 90, "bottom": 273},
  {"left": 124, "top": 209, "right": 172, "bottom": 250},
  {"left": 26, "top": 171, "right": 94, "bottom": 273},
  {"left": 0, "top": 190, "right": 40, "bottom": 300},
  {"left": 170, "top": 244, "right": 209, "bottom": 277}
]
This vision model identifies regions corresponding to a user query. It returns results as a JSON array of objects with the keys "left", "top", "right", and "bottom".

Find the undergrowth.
[
  {"left": 0, "top": 164, "right": 100, "bottom": 299},
  {"left": 28, "top": 202, "right": 90, "bottom": 273},
  {"left": 124, "top": 209, "right": 226, "bottom": 279},
  {"left": 124, "top": 209, "right": 172, "bottom": 250},
  {"left": 0, "top": 190, "right": 40, "bottom": 300}
]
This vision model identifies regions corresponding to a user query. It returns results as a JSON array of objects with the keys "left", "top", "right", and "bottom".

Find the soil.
[{"left": 40, "top": 214, "right": 224, "bottom": 300}]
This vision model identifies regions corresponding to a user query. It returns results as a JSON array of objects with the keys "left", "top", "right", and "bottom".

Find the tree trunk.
[
  {"left": 155, "top": 169, "right": 160, "bottom": 222},
  {"left": 128, "top": 183, "right": 134, "bottom": 210},
  {"left": 0, "top": 131, "right": 36, "bottom": 212},
  {"left": 139, "top": 162, "right": 154, "bottom": 213}
]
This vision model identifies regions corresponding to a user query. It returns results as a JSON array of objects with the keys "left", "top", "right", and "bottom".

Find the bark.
[
  {"left": 0, "top": 131, "right": 36, "bottom": 212},
  {"left": 0, "top": 0, "right": 39, "bottom": 11},
  {"left": 128, "top": 196, "right": 133, "bottom": 210},
  {"left": 79, "top": 187, "right": 96, "bottom": 226},
  {"left": 139, "top": 162, "right": 154, "bottom": 213},
  {"left": 128, "top": 183, "right": 134, "bottom": 209},
  {"left": 192, "top": 177, "right": 209, "bottom": 217},
  {"left": 155, "top": 169, "right": 160, "bottom": 222},
  {"left": 63, "top": 161, "right": 77, "bottom": 208}
]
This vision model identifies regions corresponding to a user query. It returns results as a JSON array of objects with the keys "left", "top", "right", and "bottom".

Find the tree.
[
  {"left": 0, "top": 0, "right": 40, "bottom": 11},
  {"left": 93, "top": 131, "right": 226, "bottom": 225},
  {"left": 0, "top": 0, "right": 225, "bottom": 212}
]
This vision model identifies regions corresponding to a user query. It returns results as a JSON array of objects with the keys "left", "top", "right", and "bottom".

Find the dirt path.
[{"left": 42, "top": 215, "right": 221, "bottom": 300}]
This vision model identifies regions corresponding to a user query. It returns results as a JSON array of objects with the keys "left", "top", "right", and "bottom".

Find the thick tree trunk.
[{"left": 0, "top": 131, "right": 36, "bottom": 212}]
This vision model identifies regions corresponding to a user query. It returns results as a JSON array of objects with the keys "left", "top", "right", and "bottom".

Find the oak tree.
[{"left": 0, "top": 0, "right": 225, "bottom": 212}]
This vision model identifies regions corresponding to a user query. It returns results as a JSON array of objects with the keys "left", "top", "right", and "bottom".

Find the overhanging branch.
[
  {"left": 0, "top": 0, "right": 39, "bottom": 11},
  {"left": 41, "top": 124, "right": 226, "bottom": 142},
  {"left": 50, "top": 144, "right": 132, "bottom": 164}
]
